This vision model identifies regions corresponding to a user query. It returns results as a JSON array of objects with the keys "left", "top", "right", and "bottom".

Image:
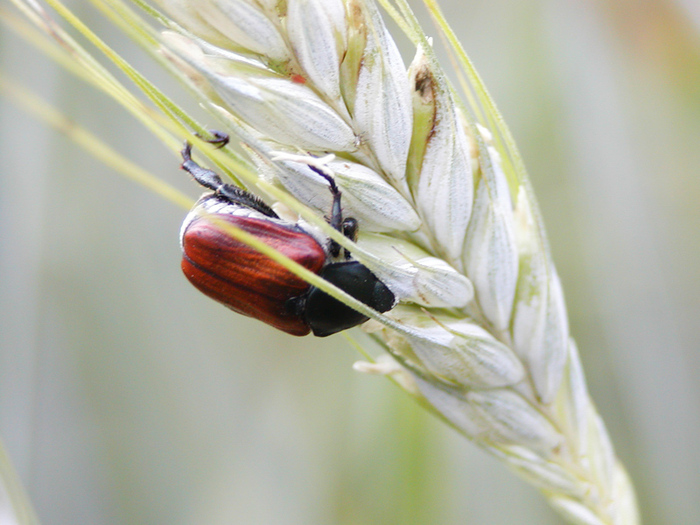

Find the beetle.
[{"left": 179, "top": 141, "right": 396, "bottom": 336}]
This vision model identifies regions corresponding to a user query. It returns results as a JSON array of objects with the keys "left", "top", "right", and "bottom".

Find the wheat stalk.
[{"left": 9, "top": 0, "right": 640, "bottom": 522}]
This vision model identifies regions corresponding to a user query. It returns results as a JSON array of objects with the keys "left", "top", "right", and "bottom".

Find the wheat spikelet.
[{"left": 10, "top": 0, "right": 638, "bottom": 522}]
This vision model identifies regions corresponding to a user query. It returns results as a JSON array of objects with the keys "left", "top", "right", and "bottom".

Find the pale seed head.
[{"left": 144, "top": 1, "right": 638, "bottom": 523}]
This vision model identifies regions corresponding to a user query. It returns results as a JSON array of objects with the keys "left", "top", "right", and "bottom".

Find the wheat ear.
[
  {"left": 11, "top": 0, "right": 639, "bottom": 522},
  {"left": 146, "top": 0, "right": 640, "bottom": 522}
]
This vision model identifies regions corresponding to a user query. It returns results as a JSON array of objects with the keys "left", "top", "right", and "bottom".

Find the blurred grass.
[{"left": 1, "top": 0, "right": 699, "bottom": 524}]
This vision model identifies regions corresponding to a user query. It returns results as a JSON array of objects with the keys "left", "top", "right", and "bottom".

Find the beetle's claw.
[
  {"left": 195, "top": 130, "right": 230, "bottom": 148},
  {"left": 208, "top": 130, "right": 230, "bottom": 148}
]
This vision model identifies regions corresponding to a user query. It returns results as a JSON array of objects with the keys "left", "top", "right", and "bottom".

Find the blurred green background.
[{"left": 1, "top": 0, "right": 699, "bottom": 523}]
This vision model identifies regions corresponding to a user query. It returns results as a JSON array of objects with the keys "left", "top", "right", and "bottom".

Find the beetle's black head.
[{"left": 301, "top": 261, "right": 395, "bottom": 337}]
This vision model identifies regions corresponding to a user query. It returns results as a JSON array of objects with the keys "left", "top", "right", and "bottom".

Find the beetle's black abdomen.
[{"left": 303, "top": 261, "right": 396, "bottom": 337}]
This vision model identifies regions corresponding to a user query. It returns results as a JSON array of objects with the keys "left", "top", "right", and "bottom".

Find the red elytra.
[{"left": 181, "top": 214, "right": 326, "bottom": 336}]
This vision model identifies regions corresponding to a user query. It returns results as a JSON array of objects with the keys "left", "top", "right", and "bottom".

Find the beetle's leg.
[
  {"left": 217, "top": 184, "right": 279, "bottom": 219},
  {"left": 195, "top": 130, "right": 230, "bottom": 148},
  {"left": 309, "top": 165, "right": 344, "bottom": 257},
  {"left": 181, "top": 142, "right": 279, "bottom": 219},
  {"left": 181, "top": 141, "right": 224, "bottom": 191},
  {"left": 308, "top": 166, "right": 343, "bottom": 233}
]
